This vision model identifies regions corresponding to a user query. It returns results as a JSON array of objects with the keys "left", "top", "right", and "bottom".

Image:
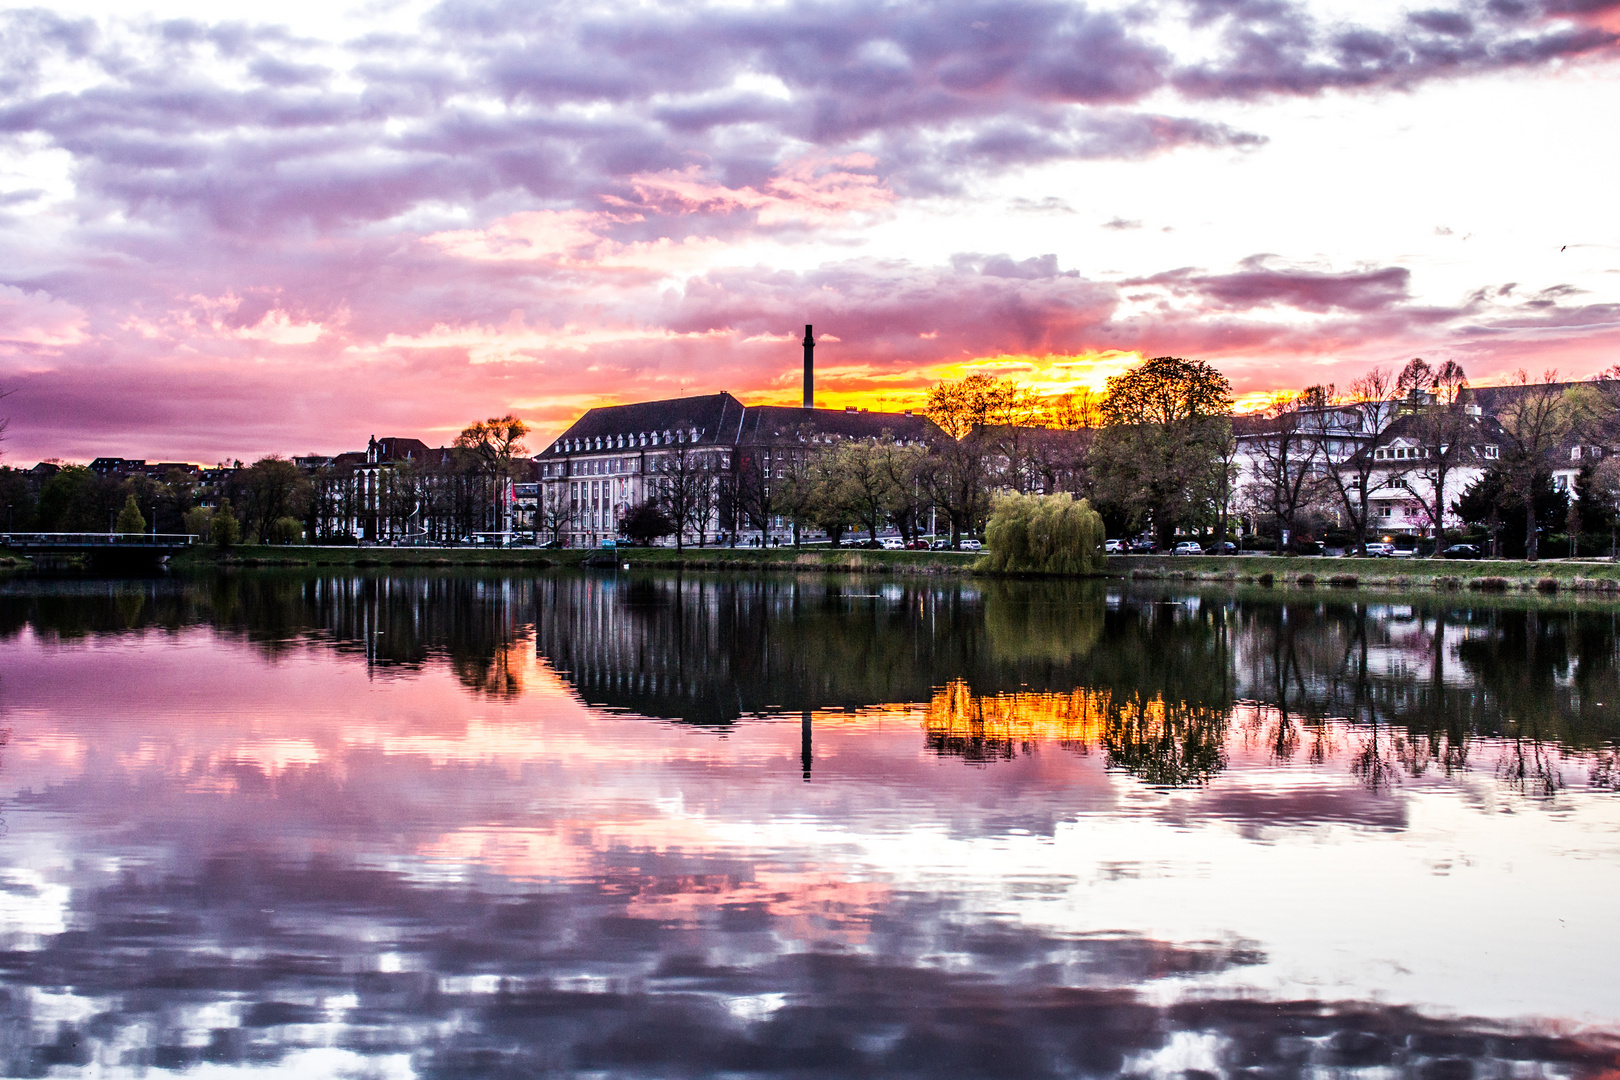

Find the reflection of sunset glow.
[{"left": 925, "top": 680, "right": 1110, "bottom": 747}]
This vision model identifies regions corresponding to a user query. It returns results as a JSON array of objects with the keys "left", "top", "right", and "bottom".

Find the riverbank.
[
  {"left": 156, "top": 543, "right": 980, "bottom": 574},
  {"left": 1121, "top": 554, "right": 1620, "bottom": 593},
  {"left": 12, "top": 543, "right": 1620, "bottom": 593}
]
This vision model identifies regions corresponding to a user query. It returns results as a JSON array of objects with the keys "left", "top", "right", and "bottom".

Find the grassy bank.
[
  {"left": 1116, "top": 554, "right": 1620, "bottom": 594},
  {"left": 163, "top": 543, "right": 980, "bottom": 574}
]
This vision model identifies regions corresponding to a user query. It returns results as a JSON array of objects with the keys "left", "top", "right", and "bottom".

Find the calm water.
[{"left": 1, "top": 570, "right": 1619, "bottom": 1078}]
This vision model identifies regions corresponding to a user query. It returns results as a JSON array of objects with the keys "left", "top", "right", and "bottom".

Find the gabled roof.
[
  {"left": 542, "top": 393, "right": 748, "bottom": 456},
  {"left": 738, "top": 405, "right": 939, "bottom": 443}
]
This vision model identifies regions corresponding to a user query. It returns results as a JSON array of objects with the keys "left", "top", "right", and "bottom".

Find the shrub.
[
  {"left": 1469, "top": 576, "right": 1510, "bottom": 591},
  {"left": 269, "top": 516, "right": 304, "bottom": 545},
  {"left": 1295, "top": 573, "right": 1316, "bottom": 586},
  {"left": 983, "top": 493, "right": 1105, "bottom": 575},
  {"left": 1257, "top": 572, "right": 1274, "bottom": 586},
  {"left": 1328, "top": 574, "right": 1359, "bottom": 587},
  {"left": 212, "top": 501, "right": 240, "bottom": 549},
  {"left": 182, "top": 507, "right": 212, "bottom": 541},
  {"left": 1536, "top": 578, "right": 1560, "bottom": 593},
  {"left": 115, "top": 494, "right": 146, "bottom": 534},
  {"left": 1434, "top": 576, "right": 1461, "bottom": 590}
]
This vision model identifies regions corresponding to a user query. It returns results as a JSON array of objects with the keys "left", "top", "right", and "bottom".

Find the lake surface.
[{"left": 1, "top": 570, "right": 1619, "bottom": 1078}]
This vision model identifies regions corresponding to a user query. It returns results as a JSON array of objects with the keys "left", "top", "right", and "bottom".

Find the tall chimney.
[{"left": 802, "top": 324, "right": 814, "bottom": 409}]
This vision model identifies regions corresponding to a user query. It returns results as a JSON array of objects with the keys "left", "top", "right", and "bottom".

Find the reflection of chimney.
[{"left": 802, "top": 324, "right": 814, "bottom": 409}]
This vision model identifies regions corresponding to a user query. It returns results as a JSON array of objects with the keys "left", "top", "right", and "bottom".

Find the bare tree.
[
  {"left": 538, "top": 484, "right": 573, "bottom": 545},
  {"left": 1307, "top": 368, "right": 1398, "bottom": 555},
  {"left": 455, "top": 415, "right": 529, "bottom": 534},
  {"left": 1392, "top": 359, "right": 1477, "bottom": 557},
  {"left": 660, "top": 438, "right": 716, "bottom": 550},
  {"left": 1496, "top": 369, "right": 1581, "bottom": 562},
  {"left": 1245, "top": 390, "right": 1325, "bottom": 548}
]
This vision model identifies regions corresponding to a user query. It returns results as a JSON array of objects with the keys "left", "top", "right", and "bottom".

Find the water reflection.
[{"left": 1, "top": 571, "right": 1619, "bottom": 1075}]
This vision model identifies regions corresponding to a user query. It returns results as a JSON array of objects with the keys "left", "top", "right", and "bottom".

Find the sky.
[{"left": 0, "top": 0, "right": 1617, "bottom": 463}]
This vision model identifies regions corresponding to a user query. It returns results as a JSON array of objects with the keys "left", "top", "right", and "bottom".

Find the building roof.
[
  {"left": 541, "top": 393, "right": 749, "bottom": 455},
  {"left": 738, "top": 405, "right": 939, "bottom": 443},
  {"left": 543, "top": 394, "right": 942, "bottom": 455}
]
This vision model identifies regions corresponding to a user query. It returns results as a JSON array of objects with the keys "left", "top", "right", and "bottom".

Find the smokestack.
[{"left": 802, "top": 324, "right": 814, "bottom": 409}]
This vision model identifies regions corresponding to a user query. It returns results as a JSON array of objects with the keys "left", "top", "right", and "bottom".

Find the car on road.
[
  {"left": 1204, "top": 541, "right": 1238, "bottom": 555},
  {"left": 1442, "top": 543, "right": 1482, "bottom": 559},
  {"left": 880, "top": 537, "right": 905, "bottom": 550},
  {"left": 1127, "top": 539, "right": 1156, "bottom": 554},
  {"left": 1362, "top": 542, "right": 1396, "bottom": 558},
  {"left": 1172, "top": 541, "right": 1204, "bottom": 556},
  {"left": 960, "top": 539, "right": 982, "bottom": 551},
  {"left": 1104, "top": 539, "right": 1126, "bottom": 554},
  {"left": 1391, "top": 546, "right": 1418, "bottom": 558}
]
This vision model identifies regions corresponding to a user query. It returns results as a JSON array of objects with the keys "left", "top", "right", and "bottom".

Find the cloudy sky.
[{"left": 0, "top": 0, "right": 1616, "bottom": 462}]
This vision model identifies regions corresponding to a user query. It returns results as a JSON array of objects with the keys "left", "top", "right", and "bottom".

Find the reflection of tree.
[
  {"left": 0, "top": 572, "right": 533, "bottom": 694},
  {"left": 923, "top": 680, "right": 1104, "bottom": 763},
  {"left": 1496, "top": 734, "right": 1565, "bottom": 799},
  {"left": 1102, "top": 696, "right": 1228, "bottom": 787},
  {"left": 536, "top": 575, "right": 1121, "bottom": 725}
]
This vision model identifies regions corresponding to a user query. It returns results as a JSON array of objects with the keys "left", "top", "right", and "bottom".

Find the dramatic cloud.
[{"left": 0, "top": 0, "right": 1615, "bottom": 459}]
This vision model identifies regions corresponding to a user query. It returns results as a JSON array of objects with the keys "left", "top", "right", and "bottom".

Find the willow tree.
[
  {"left": 1090, "top": 356, "right": 1232, "bottom": 547},
  {"left": 982, "top": 492, "right": 1105, "bottom": 574}
]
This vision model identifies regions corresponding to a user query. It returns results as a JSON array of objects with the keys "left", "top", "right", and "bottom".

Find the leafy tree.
[
  {"left": 924, "top": 374, "right": 1038, "bottom": 439},
  {"left": 620, "top": 500, "right": 674, "bottom": 545},
  {"left": 1090, "top": 356, "right": 1232, "bottom": 546},
  {"left": 37, "top": 466, "right": 121, "bottom": 531},
  {"left": 182, "top": 506, "right": 212, "bottom": 541},
  {"left": 833, "top": 439, "right": 893, "bottom": 541},
  {"left": 769, "top": 440, "right": 822, "bottom": 546},
  {"left": 238, "top": 457, "right": 311, "bottom": 544},
  {"left": 916, "top": 434, "right": 991, "bottom": 547},
  {"left": 269, "top": 516, "right": 304, "bottom": 544},
  {"left": 1457, "top": 468, "right": 1566, "bottom": 559},
  {"left": 982, "top": 492, "right": 1105, "bottom": 574},
  {"left": 115, "top": 494, "right": 146, "bottom": 534},
  {"left": 878, "top": 440, "right": 930, "bottom": 542},
  {"left": 0, "top": 467, "right": 36, "bottom": 530},
  {"left": 212, "top": 500, "right": 241, "bottom": 548},
  {"left": 808, "top": 445, "right": 859, "bottom": 545}
]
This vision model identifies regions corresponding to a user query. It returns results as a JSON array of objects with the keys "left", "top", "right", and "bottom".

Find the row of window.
[{"left": 555, "top": 428, "right": 703, "bottom": 455}]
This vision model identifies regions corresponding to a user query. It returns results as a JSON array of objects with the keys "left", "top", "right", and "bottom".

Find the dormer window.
[{"left": 1485, "top": 444, "right": 1499, "bottom": 459}]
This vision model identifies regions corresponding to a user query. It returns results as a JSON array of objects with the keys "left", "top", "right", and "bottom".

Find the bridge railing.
[{"left": 0, "top": 532, "right": 200, "bottom": 548}]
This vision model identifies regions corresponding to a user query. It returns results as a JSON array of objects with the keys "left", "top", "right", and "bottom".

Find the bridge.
[{"left": 0, "top": 532, "right": 199, "bottom": 569}]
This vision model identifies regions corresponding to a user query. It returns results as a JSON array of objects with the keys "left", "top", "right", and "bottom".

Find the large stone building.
[{"left": 539, "top": 327, "right": 940, "bottom": 546}]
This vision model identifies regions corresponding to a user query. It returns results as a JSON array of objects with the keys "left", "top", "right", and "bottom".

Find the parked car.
[
  {"left": 1172, "top": 541, "right": 1204, "bottom": 556},
  {"left": 1204, "top": 541, "right": 1238, "bottom": 555},
  {"left": 1362, "top": 542, "right": 1396, "bottom": 558},
  {"left": 1442, "top": 543, "right": 1482, "bottom": 559},
  {"left": 1104, "top": 539, "right": 1126, "bottom": 554},
  {"left": 1127, "top": 539, "right": 1156, "bottom": 554},
  {"left": 880, "top": 537, "right": 905, "bottom": 550},
  {"left": 960, "top": 539, "right": 982, "bottom": 551},
  {"left": 907, "top": 539, "right": 930, "bottom": 550},
  {"left": 931, "top": 540, "right": 952, "bottom": 550}
]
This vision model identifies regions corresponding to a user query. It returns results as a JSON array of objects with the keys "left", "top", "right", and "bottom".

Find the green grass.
[{"left": 1114, "top": 553, "right": 1620, "bottom": 592}]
